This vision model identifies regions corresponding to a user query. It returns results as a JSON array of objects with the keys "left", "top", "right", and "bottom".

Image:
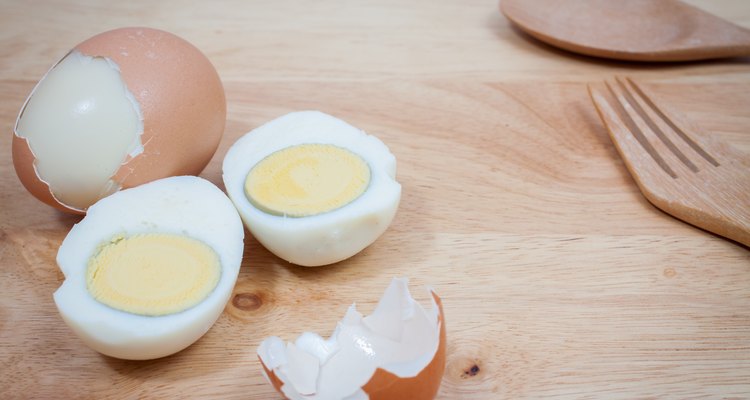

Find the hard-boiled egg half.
[
  {"left": 13, "top": 27, "right": 226, "bottom": 214},
  {"left": 222, "top": 111, "right": 401, "bottom": 267},
  {"left": 54, "top": 176, "right": 244, "bottom": 360},
  {"left": 258, "top": 278, "right": 446, "bottom": 399}
]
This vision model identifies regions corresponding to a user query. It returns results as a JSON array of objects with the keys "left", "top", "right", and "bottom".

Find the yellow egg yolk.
[
  {"left": 244, "top": 144, "right": 370, "bottom": 217},
  {"left": 86, "top": 233, "right": 221, "bottom": 316}
]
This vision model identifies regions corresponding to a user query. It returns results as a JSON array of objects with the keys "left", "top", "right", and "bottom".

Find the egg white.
[
  {"left": 222, "top": 111, "right": 401, "bottom": 267},
  {"left": 54, "top": 176, "right": 244, "bottom": 360}
]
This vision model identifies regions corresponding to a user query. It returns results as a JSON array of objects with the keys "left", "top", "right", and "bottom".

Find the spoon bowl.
[{"left": 501, "top": 0, "right": 750, "bottom": 62}]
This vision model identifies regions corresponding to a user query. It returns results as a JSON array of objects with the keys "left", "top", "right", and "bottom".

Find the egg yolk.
[
  {"left": 244, "top": 144, "right": 370, "bottom": 217},
  {"left": 86, "top": 233, "right": 220, "bottom": 316}
]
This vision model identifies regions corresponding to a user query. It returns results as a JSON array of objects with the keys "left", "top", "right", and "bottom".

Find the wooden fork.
[{"left": 588, "top": 77, "right": 750, "bottom": 247}]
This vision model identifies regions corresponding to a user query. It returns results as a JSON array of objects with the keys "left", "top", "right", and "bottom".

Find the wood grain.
[{"left": 1, "top": 1, "right": 750, "bottom": 399}]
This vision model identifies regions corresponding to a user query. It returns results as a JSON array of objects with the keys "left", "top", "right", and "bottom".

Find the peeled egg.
[
  {"left": 222, "top": 111, "right": 401, "bottom": 267},
  {"left": 258, "top": 278, "right": 446, "bottom": 399},
  {"left": 13, "top": 27, "right": 226, "bottom": 213},
  {"left": 54, "top": 176, "right": 244, "bottom": 360}
]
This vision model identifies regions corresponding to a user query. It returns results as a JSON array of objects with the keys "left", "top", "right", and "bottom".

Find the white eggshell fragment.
[
  {"left": 54, "top": 176, "right": 244, "bottom": 360},
  {"left": 258, "top": 278, "right": 447, "bottom": 400},
  {"left": 222, "top": 111, "right": 401, "bottom": 267}
]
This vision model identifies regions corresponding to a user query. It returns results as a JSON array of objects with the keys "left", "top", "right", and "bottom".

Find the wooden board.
[{"left": 1, "top": 0, "right": 749, "bottom": 398}]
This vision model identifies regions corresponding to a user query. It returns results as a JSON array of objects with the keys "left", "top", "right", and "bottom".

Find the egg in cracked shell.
[
  {"left": 258, "top": 278, "right": 446, "bottom": 400},
  {"left": 13, "top": 27, "right": 226, "bottom": 214},
  {"left": 54, "top": 176, "right": 244, "bottom": 360},
  {"left": 222, "top": 111, "right": 401, "bottom": 267}
]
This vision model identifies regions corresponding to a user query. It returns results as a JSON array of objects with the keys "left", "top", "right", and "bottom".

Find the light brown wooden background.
[{"left": 1, "top": 1, "right": 749, "bottom": 398}]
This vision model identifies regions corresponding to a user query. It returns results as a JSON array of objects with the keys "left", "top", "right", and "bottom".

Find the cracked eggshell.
[
  {"left": 13, "top": 27, "right": 226, "bottom": 213},
  {"left": 257, "top": 278, "right": 446, "bottom": 400}
]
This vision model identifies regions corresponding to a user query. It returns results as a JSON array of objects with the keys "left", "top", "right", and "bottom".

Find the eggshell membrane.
[
  {"left": 259, "top": 291, "right": 446, "bottom": 400},
  {"left": 12, "top": 27, "right": 226, "bottom": 213}
]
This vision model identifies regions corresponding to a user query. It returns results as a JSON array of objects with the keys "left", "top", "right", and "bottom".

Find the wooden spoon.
[{"left": 500, "top": 0, "right": 750, "bottom": 62}]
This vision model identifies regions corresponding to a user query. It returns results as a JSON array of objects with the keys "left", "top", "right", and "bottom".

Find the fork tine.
[
  {"left": 606, "top": 78, "right": 710, "bottom": 180},
  {"left": 626, "top": 77, "right": 720, "bottom": 167},
  {"left": 598, "top": 81, "right": 679, "bottom": 178},
  {"left": 587, "top": 84, "right": 676, "bottom": 188},
  {"left": 614, "top": 77, "right": 699, "bottom": 173}
]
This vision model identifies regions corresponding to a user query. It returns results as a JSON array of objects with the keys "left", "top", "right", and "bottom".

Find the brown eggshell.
[
  {"left": 12, "top": 27, "right": 226, "bottom": 213},
  {"left": 260, "top": 291, "right": 446, "bottom": 400},
  {"left": 362, "top": 291, "right": 446, "bottom": 400},
  {"left": 12, "top": 135, "right": 77, "bottom": 213},
  {"left": 260, "top": 357, "right": 286, "bottom": 395}
]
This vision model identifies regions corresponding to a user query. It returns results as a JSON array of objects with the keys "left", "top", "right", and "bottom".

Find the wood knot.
[
  {"left": 663, "top": 267, "right": 677, "bottom": 278},
  {"left": 232, "top": 292, "right": 263, "bottom": 311},
  {"left": 460, "top": 361, "right": 482, "bottom": 379}
]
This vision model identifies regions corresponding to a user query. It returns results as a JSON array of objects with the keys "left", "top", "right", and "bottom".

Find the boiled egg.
[
  {"left": 222, "top": 111, "right": 401, "bottom": 267},
  {"left": 54, "top": 176, "right": 244, "bottom": 360},
  {"left": 258, "top": 278, "right": 446, "bottom": 399},
  {"left": 13, "top": 27, "right": 226, "bottom": 214}
]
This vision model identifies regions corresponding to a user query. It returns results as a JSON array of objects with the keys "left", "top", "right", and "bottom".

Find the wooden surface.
[{"left": 1, "top": 0, "right": 749, "bottom": 398}]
